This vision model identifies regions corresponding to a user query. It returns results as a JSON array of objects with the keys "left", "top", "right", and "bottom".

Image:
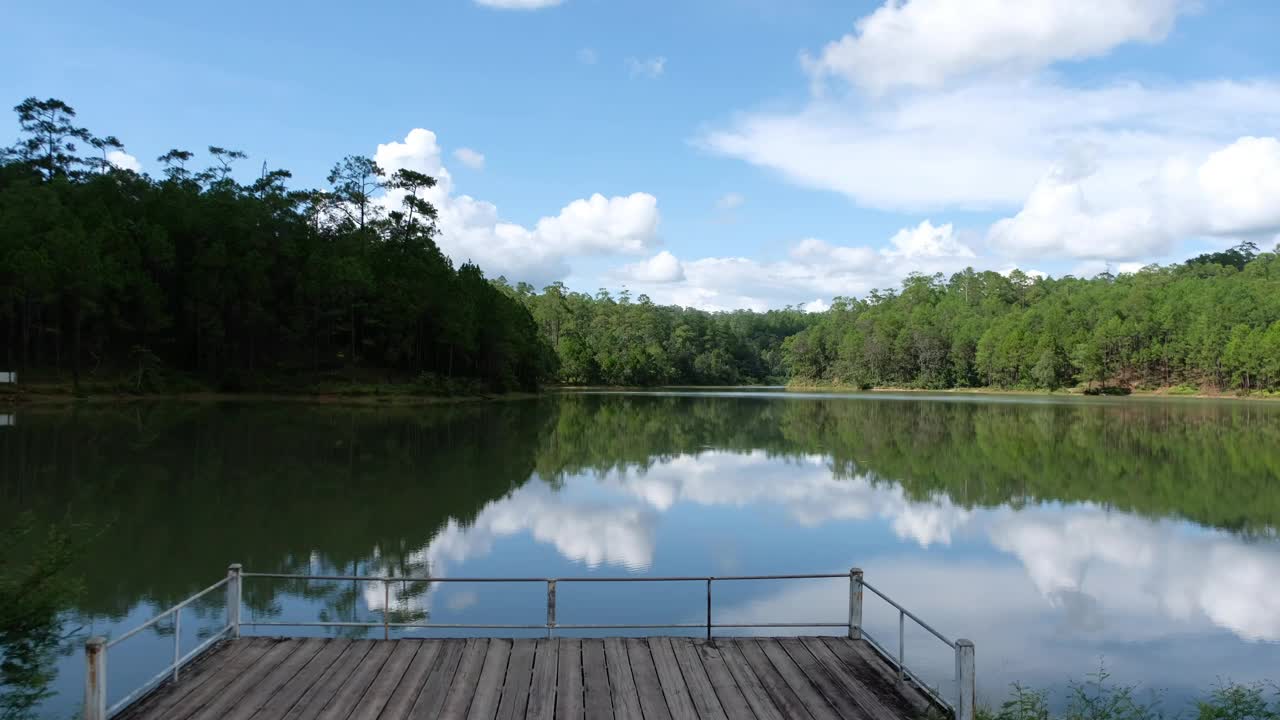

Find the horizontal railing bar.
[
  {"left": 241, "top": 621, "right": 846, "bottom": 630},
  {"left": 106, "top": 578, "right": 230, "bottom": 649},
  {"left": 106, "top": 625, "right": 231, "bottom": 717},
  {"left": 863, "top": 629, "right": 954, "bottom": 712},
  {"left": 704, "top": 623, "right": 848, "bottom": 628},
  {"left": 861, "top": 580, "right": 955, "bottom": 648},
  {"left": 242, "top": 572, "right": 848, "bottom": 583}
]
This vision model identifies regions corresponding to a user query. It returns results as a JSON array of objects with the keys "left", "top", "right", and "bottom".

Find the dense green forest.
[
  {"left": 783, "top": 247, "right": 1280, "bottom": 393},
  {"left": 0, "top": 98, "right": 554, "bottom": 392},
  {"left": 510, "top": 283, "right": 812, "bottom": 385},
  {"left": 4, "top": 97, "right": 1280, "bottom": 395}
]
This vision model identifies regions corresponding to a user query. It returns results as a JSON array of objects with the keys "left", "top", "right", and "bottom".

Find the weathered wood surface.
[{"left": 117, "top": 637, "right": 938, "bottom": 720}]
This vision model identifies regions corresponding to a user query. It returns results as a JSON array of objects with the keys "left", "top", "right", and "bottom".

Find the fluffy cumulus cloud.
[
  {"left": 619, "top": 250, "right": 685, "bottom": 283},
  {"left": 702, "top": 80, "right": 1280, "bottom": 213},
  {"left": 473, "top": 0, "right": 562, "bottom": 9},
  {"left": 106, "top": 150, "right": 141, "bottom": 172},
  {"left": 617, "top": 220, "right": 979, "bottom": 310},
  {"left": 804, "top": 0, "right": 1187, "bottom": 94},
  {"left": 451, "top": 147, "right": 485, "bottom": 170},
  {"left": 991, "top": 136, "right": 1280, "bottom": 260},
  {"left": 372, "top": 128, "right": 659, "bottom": 285},
  {"left": 699, "top": 0, "right": 1280, "bottom": 281}
]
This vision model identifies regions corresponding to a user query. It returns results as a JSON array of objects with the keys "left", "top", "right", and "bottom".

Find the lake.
[{"left": 2, "top": 390, "right": 1279, "bottom": 718}]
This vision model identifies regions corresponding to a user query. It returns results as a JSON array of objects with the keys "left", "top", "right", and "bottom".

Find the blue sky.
[{"left": 5, "top": 0, "right": 1280, "bottom": 310}]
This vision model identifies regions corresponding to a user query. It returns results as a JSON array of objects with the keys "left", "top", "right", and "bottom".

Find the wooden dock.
[{"left": 116, "top": 636, "right": 938, "bottom": 720}]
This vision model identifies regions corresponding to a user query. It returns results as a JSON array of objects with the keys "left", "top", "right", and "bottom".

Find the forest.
[
  {"left": 511, "top": 284, "right": 812, "bottom": 385},
  {"left": 782, "top": 246, "right": 1280, "bottom": 393},
  {"left": 4, "top": 97, "right": 1280, "bottom": 395},
  {"left": 0, "top": 98, "right": 554, "bottom": 392}
]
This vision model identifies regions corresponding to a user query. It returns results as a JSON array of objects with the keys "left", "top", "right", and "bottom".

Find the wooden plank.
[
  {"left": 315, "top": 640, "right": 396, "bottom": 720},
  {"left": 693, "top": 642, "right": 758, "bottom": 720},
  {"left": 348, "top": 640, "right": 422, "bottom": 720},
  {"left": 648, "top": 638, "right": 697, "bottom": 720},
  {"left": 120, "top": 640, "right": 251, "bottom": 720},
  {"left": 733, "top": 639, "right": 821, "bottom": 720},
  {"left": 524, "top": 640, "right": 559, "bottom": 720},
  {"left": 495, "top": 640, "right": 536, "bottom": 720},
  {"left": 248, "top": 639, "right": 352, "bottom": 720},
  {"left": 465, "top": 638, "right": 513, "bottom": 720},
  {"left": 754, "top": 639, "right": 841, "bottom": 720},
  {"left": 602, "top": 638, "right": 643, "bottom": 720},
  {"left": 438, "top": 639, "right": 490, "bottom": 719},
  {"left": 183, "top": 639, "right": 307, "bottom": 720},
  {"left": 624, "top": 639, "right": 671, "bottom": 720},
  {"left": 777, "top": 638, "right": 870, "bottom": 720},
  {"left": 801, "top": 638, "right": 901, "bottom": 720},
  {"left": 408, "top": 640, "right": 467, "bottom": 720},
  {"left": 376, "top": 640, "right": 444, "bottom": 720},
  {"left": 671, "top": 639, "right": 727, "bottom": 720},
  {"left": 580, "top": 640, "right": 613, "bottom": 720},
  {"left": 553, "top": 639, "right": 585, "bottom": 720},
  {"left": 154, "top": 638, "right": 278, "bottom": 720},
  {"left": 824, "top": 639, "right": 932, "bottom": 717},
  {"left": 715, "top": 642, "right": 785, "bottom": 720},
  {"left": 220, "top": 638, "right": 327, "bottom": 720},
  {"left": 283, "top": 640, "right": 376, "bottom": 720}
]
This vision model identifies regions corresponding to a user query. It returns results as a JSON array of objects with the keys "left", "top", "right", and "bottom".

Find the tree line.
[
  {"left": 5, "top": 97, "right": 1280, "bottom": 395},
  {"left": 783, "top": 245, "right": 1280, "bottom": 393},
  {"left": 509, "top": 283, "right": 814, "bottom": 385},
  {"left": 0, "top": 98, "right": 554, "bottom": 392}
]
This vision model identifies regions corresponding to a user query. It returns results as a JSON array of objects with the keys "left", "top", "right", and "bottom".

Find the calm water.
[{"left": 3, "top": 391, "right": 1280, "bottom": 717}]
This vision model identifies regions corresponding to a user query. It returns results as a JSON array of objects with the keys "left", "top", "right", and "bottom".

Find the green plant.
[{"left": 1196, "top": 681, "right": 1280, "bottom": 720}]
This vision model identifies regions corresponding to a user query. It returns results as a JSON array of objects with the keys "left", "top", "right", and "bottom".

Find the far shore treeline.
[{"left": 3, "top": 97, "right": 1280, "bottom": 395}]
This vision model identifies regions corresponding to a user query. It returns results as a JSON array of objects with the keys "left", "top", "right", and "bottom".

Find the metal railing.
[
  {"left": 84, "top": 564, "right": 974, "bottom": 720},
  {"left": 83, "top": 565, "right": 241, "bottom": 720}
]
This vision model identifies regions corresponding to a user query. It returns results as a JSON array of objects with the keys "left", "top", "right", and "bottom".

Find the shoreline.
[
  {"left": 783, "top": 383, "right": 1280, "bottom": 401},
  {"left": 0, "top": 388, "right": 542, "bottom": 407}
]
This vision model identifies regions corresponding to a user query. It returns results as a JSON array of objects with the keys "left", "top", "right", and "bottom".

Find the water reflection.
[{"left": 2, "top": 393, "right": 1279, "bottom": 715}]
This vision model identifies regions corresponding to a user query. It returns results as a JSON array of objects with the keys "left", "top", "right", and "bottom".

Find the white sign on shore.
[
  {"left": 0, "top": 372, "right": 14, "bottom": 383},
  {"left": 0, "top": 415, "right": 13, "bottom": 427}
]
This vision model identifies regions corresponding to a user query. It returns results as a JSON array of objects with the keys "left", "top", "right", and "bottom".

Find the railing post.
[
  {"left": 84, "top": 637, "right": 106, "bottom": 720},
  {"left": 956, "top": 639, "right": 975, "bottom": 720},
  {"left": 706, "top": 578, "right": 713, "bottom": 641},
  {"left": 898, "top": 610, "right": 905, "bottom": 682},
  {"left": 383, "top": 580, "right": 390, "bottom": 641},
  {"left": 226, "top": 563, "right": 242, "bottom": 638},
  {"left": 546, "top": 580, "right": 557, "bottom": 638},
  {"left": 848, "top": 568, "right": 863, "bottom": 639},
  {"left": 173, "top": 609, "right": 182, "bottom": 681}
]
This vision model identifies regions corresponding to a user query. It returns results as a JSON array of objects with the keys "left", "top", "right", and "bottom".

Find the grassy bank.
[
  {"left": 785, "top": 381, "right": 1280, "bottom": 401},
  {"left": 0, "top": 369, "right": 541, "bottom": 406}
]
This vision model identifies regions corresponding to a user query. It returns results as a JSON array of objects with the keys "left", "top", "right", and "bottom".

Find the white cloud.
[
  {"left": 372, "top": 128, "right": 660, "bottom": 285},
  {"left": 577, "top": 48, "right": 598, "bottom": 65},
  {"left": 620, "top": 220, "right": 978, "bottom": 310},
  {"left": 715, "top": 192, "right": 745, "bottom": 211},
  {"left": 883, "top": 220, "right": 973, "bottom": 260},
  {"left": 804, "top": 0, "right": 1188, "bottom": 94},
  {"left": 452, "top": 147, "right": 486, "bottom": 170},
  {"left": 989, "top": 509, "right": 1280, "bottom": 642},
  {"left": 106, "top": 150, "right": 141, "bottom": 173},
  {"left": 627, "top": 56, "right": 666, "bottom": 79},
  {"left": 702, "top": 79, "right": 1280, "bottom": 213},
  {"left": 990, "top": 136, "right": 1280, "bottom": 260},
  {"left": 473, "top": 0, "right": 562, "bottom": 9},
  {"left": 803, "top": 298, "right": 830, "bottom": 313},
  {"left": 619, "top": 250, "right": 686, "bottom": 283}
]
